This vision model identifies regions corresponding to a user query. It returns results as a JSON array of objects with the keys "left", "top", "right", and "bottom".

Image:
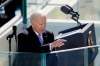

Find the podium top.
[{"left": 56, "top": 23, "right": 94, "bottom": 39}]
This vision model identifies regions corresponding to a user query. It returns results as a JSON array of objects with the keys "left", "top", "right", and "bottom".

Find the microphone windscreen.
[{"left": 60, "top": 5, "right": 73, "bottom": 14}]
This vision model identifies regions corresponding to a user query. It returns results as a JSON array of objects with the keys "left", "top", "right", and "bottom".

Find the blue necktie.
[
  {"left": 38, "top": 34, "right": 46, "bottom": 66},
  {"left": 38, "top": 34, "right": 43, "bottom": 45}
]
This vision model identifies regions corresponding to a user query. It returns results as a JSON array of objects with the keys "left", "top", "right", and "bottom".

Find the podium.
[{"left": 55, "top": 23, "right": 98, "bottom": 66}]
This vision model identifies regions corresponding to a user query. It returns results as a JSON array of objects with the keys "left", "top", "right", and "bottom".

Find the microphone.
[
  {"left": 60, "top": 5, "right": 74, "bottom": 15},
  {"left": 61, "top": 5, "right": 79, "bottom": 17},
  {"left": 12, "top": 26, "right": 17, "bottom": 36},
  {"left": 7, "top": 26, "right": 17, "bottom": 40},
  {"left": 61, "top": 5, "right": 81, "bottom": 26}
]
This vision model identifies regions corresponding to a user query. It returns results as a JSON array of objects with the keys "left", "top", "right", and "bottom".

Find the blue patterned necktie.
[
  {"left": 38, "top": 34, "right": 43, "bottom": 45},
  {"left": 38, "top": 34, "right": 46, "bottom": 66}
]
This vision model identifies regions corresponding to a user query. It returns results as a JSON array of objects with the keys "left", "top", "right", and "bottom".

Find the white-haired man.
[{"left": 14, "top": 12, "right": 65, "bottom": 66}]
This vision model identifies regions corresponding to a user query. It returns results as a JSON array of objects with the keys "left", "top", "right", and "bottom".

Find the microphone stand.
[
  {"left": 6, "top": 34, "right": 13, "bottom": 66},
  {"left": 6, "top": 26, "right": 17, "bottom": 66},
  {"left": 71, "top": 11, "right": 81, "bottom": 26}
]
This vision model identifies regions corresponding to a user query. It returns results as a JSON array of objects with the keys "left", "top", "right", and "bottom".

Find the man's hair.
[{"left": 30, "top": 12, "right": 46, "bottom": 22}]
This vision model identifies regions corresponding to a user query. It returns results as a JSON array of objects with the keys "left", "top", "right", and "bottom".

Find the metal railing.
[{"left": 0, "top": 45, "right": 99, "bottom": 66}]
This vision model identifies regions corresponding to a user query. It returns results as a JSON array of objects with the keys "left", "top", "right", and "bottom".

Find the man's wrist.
[{"left": 49, "top": 43, "right": 53, "bottom": 51}]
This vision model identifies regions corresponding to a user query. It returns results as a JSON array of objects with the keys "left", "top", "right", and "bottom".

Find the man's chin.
[
  {"left": 38, "top": 31, "right": 43, "bottom": 34},
  {"left": 40, "top": 30, "right": 45, "bottom": 34}
]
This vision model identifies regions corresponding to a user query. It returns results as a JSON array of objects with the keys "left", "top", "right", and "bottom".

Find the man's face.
[{"left": 32, "top": 16, "right": 46, "bottom": 34}]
